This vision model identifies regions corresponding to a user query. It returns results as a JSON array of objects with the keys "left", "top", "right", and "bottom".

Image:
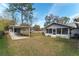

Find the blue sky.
[
  {"left": 32, "top": 3, "right": 79, "bottom": 28},
  {"left": 1, "top": 3, "right": 79, "bottom": 28}
]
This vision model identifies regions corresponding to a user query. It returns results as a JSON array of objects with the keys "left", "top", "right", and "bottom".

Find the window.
[
  {"left": 49, "top": 29, "right": 52, "bottom": 33},
  {"left": 53, "top": 29, "right": 56, "bottom": 35},
  {"left": 62, "top": 28, "right": 68, "bottom": 34},
  {"left": 57, "top": 28, "right": 61, "bottom": 34}
]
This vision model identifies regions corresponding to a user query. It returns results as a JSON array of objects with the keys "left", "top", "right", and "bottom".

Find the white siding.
[
  {"left": 45, "top": 33, "right": 56, "bottom": 38},
  {"left": 45, "top": 33, "right": 70, "bottom": 39}
]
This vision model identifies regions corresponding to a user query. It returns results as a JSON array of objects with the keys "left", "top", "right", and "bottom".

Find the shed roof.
[{"left": 9, "top": 25, "right": 30, "bottom": 28}]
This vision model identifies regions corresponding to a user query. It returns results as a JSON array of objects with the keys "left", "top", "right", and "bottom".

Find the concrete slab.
[{"left": 9, "top": 32, "right": 29, "bottom": 40}]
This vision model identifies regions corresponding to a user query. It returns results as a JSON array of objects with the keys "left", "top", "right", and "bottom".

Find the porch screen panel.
[
  {"left": 57, "top": 28, "right": 61, "bottom": 34},
  {"left": 49, "top": 29, "right": 52, "bottom": 33},
  {"left": 62, "top": 28, "right": 68, "bottom": 34}
]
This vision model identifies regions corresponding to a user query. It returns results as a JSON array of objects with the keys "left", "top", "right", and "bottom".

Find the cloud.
[
  {"left": 0, "top": 3, "right": 8, "bottom": 8},
  {"left": 32, "top": 12, "right": 43, "bottom": 27},
  {"left": 70, "top": 13, "right": 79, "bottom": 19},
  {"left": 48, "top": 4, "right": 79, "bottom": 16},
  {"left": 47, "top": 4, "right": 57, "bottom": 15},
  {"left": 47, "top": 4, "right": 68, "bottom": 16},
  {"left": 47, "top": 3, "right": 67, "bottom": 15},
  {"left": 33, "top": 3, "right": 79, "bottom": 27}
]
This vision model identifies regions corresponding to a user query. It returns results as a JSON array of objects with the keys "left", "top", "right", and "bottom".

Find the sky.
[
  {"left": 32, "top": 3, "right": 79, "bottom": 28},
  {"left": 1, "top": 3, "right": 79, "bottom": 28}
]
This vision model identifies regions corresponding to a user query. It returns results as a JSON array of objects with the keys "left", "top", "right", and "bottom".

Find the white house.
[{"left": 44, "top": 23, "right": 79, "bottom": 39}]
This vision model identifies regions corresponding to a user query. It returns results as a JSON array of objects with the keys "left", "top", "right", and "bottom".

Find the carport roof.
[{"left": 9, "top": 25, "right": 30, "bottom": 28}]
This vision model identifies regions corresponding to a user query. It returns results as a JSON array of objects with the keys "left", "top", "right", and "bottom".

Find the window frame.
[
  {"left": 57, "top": 28, "right": 61, "bottom": 34},
  {"left": 49, "top": 28, "right": 52, "bottom": 33},
  {"left": 62, "top": 28, "right": 68, "bottom": 34}
]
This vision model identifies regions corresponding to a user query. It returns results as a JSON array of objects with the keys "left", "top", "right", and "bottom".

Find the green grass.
[
  {"left": 0, "top": 35, "right": 9, "bottom": 55},
  {"left": 0, "top": 32, "right": 79, "bottom": 55},
  {"left": 55, "top": 38, "right": 79, "bottom": 56}
]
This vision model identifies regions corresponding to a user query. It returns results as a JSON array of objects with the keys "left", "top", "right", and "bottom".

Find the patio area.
[
  {"left": 8, "top": 25, "right": 30, "bottom": 40},
  {"left": 9, "top": 31, "right": 29, "bottom": 40}
]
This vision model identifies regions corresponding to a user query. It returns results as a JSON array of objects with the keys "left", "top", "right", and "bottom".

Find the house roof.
[
  {"left": 65, "top": 22, "right": 77, "bottom": 28},
  {"left": 45, "top": 23, "right": 76, "bottom": 29}
]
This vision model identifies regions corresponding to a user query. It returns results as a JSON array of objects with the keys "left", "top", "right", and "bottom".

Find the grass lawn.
[
  {"left": 0, "top": 32, "right": 79, "bottom": 56},
  {"left": 0, "top": 35, "right": 9, "bottom": 55}
]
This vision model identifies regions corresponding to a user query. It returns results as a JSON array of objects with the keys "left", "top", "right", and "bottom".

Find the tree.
[
  {"left": 33, "top": 25, "right": 40, "bottom": 31},
  {"left": 0, "top": 19, "right": 16, "bottom": 31},
  {"left": 6, "top": 3, "right": 35, "bottom": 25},
  {"left": 60, "top": 16, "right": 70, "bottom": 24},
  {"left": 17, "top": 3, "right": 35, "bottom": 25},
  {"left": 44, "top": 14, "right": 70, "bottom": 27},
  {"left": 45, "top": 15, "right": 52, "bottom": 23},
  {"left": 44, "top": 14, "right": 59, "bottom": 27},
  {"left": 6, "top": 3, "right": 17, "bottom": 22},
  {"left": 74, "top": 17, "right": 79, "bottom": 22},
  {"left": 45, "top": 15, "right": 52, "bottom": 26},
  {"left": 74, "top": 17, "right": 79, "bottom": 28},
  {"left": 49, "top": 14, "right": 59, "bottom": 23},
  {"left": 53, "top": 16, "right": 59, "bottom": 23}
]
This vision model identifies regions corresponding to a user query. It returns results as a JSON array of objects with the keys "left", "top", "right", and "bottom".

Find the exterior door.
[{"left": 53, "top": 29, "right": 56, "bottom": 35}]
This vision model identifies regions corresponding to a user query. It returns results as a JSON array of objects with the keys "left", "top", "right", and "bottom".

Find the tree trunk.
[
  {"left": 21, "top": 11, "right": 23, "bottom": 24},
  {"left": 12, "top": 11, "right": 16, "bottom": 24}
]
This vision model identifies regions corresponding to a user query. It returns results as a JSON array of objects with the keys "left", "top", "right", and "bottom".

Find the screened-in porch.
[
  {"left": 46, "top": 28, "right": 70, "bottom": 39},
  {"left": 46, "top": 28, "right": 70, "bottom": 34}
]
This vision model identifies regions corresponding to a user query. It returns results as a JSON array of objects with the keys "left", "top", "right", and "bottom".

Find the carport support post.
[
  {"left": 55, "top": 28, "right": 57, "bottom": 34},
  {"left": 29, "top": 27, "right": 30, "bottom": 37},
  {"left": 61, "top": 28, "right": 62, "bottom": 35}
]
